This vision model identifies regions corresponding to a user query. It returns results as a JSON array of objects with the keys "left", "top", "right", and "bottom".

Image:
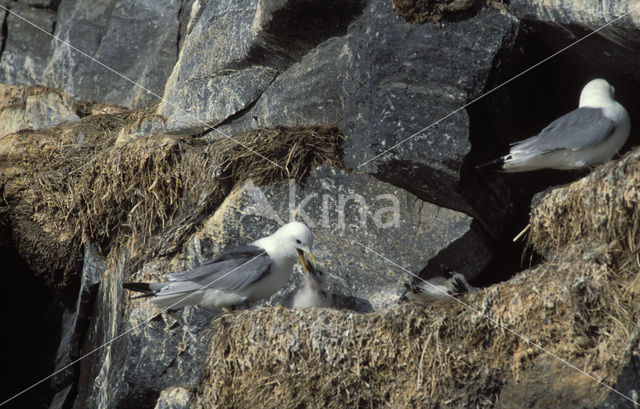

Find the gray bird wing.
[
  {"left": 511, "top": 107, "right": 616, "bottom": 154},
  {"left": 164, "top": 245, "right": 273, "bottom": 292}
]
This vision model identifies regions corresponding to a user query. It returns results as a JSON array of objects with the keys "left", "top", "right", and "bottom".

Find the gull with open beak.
[{"left": 124, "top": 222, "right": 315, "bottom": 310}]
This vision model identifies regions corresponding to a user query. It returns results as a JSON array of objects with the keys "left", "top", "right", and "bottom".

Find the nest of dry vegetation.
[
  {"left": 194, "top": 149, "right": 640, "bottom": 409},
  {"left": 0, "top": 108, "right": 342, "bottom": 286},
  {"left": 529, "top": 150, "right": 640, "bottom": 271}
]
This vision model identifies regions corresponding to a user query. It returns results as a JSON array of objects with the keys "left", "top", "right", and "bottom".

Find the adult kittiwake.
[
  {"left": 123, "top": 222, "right": 316, "bottom": 310},
  {"left": 479, "top": 79, "right": 630, "bottom": 172}
]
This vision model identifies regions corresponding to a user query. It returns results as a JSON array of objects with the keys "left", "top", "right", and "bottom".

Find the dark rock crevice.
[
  {"left": 375, "top": 160, "right": 465, "bottom": 215},
  {"left": 0, "top": 243, "right": 69, "bottom": 409},
  {"left": 417, "top": 220, "right": 496, "bottom": 286},
  {"left": 462, "top": 17, "right": 640, "bottom": 284},
  {"left": 468, "top": 18, "right": 640, "bottom": 160},
  {"left": 208, "top": 73, "right": 279, "bottom": 131},
  {"left": 0, "top": 6, "right": 8, "bottom": 61},
  {"left": 175, "top": 1, "right": 185, "bottom": 61},
  {"left": 242, "top": 0, "right": 366, "bottom": 71},
  {"left": 18, "top": 1, "right": 62, "bottom": 11}
]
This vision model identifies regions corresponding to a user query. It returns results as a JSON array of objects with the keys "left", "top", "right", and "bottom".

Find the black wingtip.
[
  {"left": 399, "top": 282, "right": 416, "bottom": 302},
  {"left": 123, "top": 282, "right": 156, "bottom": 298},
  {"left": 123, "top": 282, "right": 151, "bottom": 292},
  {"left": 451, "top": 277, "right": 468, "bottom": 295},
  {"left": 476, "top": 157, "right": 505, "bottom": 171}
]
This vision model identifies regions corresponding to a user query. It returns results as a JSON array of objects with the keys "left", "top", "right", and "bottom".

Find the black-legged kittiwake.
[
  {"left": 479, "top": 78, "right": 630, "bottom": 172},
  {"left": 123, "top": 221, "right": 316, "bottom": 310},
  {"left": 401, "top": 271, "right": 477, "bottom": 303},
  {"left": 283, "top": 258, "right": 331, "bottom": 309}
]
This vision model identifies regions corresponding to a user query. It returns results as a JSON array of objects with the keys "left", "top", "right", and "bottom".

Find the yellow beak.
[
  {"left": 296, "top": 249, "right": 316, "bottom": 272},
  {"left": 307, "top": 251, "right": 316, "bottom": 268}
]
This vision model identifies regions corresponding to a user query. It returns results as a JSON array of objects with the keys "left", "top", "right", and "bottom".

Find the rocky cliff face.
[{"left": 1, "top": 0, "right": 639, "bottom": 408}]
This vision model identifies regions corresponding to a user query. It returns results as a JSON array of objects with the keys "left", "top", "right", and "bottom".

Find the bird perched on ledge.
[
  {"left": 124, "top": 222, "right": 315, "bottom": 310},
  {"left": 478, "top": 78, "right": 630, "bottom": 172},
  {"left": 401, "top": 271, "right": 477, "bottom": 303}
]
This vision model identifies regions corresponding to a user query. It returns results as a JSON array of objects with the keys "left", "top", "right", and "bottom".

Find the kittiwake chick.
[{"left": 402, "top": 271, "right": 477, "bottom": 303}]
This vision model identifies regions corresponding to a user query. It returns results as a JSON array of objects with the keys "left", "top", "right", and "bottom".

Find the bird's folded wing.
[
  {"left": 511, "top": 107, "right": 615, "bottom": 154},
  {"left": 165, "top": 245, "right": 273, "bottom": 291}
]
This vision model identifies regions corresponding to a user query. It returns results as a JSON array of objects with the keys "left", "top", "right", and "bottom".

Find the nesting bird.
[
  {"left": 402, "top": 271, "right": 476, "bottom": 303},
  {"left": 123, "top": 222, "right": 315, "bottom": 310},
  {"left": 479, "top": 79, "right": 630, "bottom": 172},
  {"left": 289, "top": 259, "right": 331, "bottom": 309}
]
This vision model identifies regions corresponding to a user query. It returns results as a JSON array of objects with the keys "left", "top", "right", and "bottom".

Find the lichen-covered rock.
[
  {"left": 154, "top": 387, "right": 192, "bottom": 409},
  {"left": 71, "top": 250, "right": 214, "bottom": 409},
  {"left": 159, "top": 66, "right": 277, "bottom": 134},
  {"left": 49, "top": 244, "right": 105, "bottom": 407},
  {"left": 157, "top": 0, "right": 276, "bottom": 131},
  {"left": 0, "top": 84, "right": 79, "bottom": 136},
  {"left": 39, "top": 0, "right": 182, "bottom": 107},
  {"left": 0, "top": 3, "right": 56, "bottom": 86},
  {"left": 2, "top": 0, "right": 640, "bottom": 408},
  {"left": 0, "top": 84, "right": 130, "bottom": 138},
  {"left": 158, "top": 0, "right": 364, "bottom": 133},
  {"left": 208, "top": 0, "right": 519, "bottom": 237}
]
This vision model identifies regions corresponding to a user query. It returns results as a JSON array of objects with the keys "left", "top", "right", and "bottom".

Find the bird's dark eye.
[{"left": 296, "top": 239, "right": 301, "bottom": 244}]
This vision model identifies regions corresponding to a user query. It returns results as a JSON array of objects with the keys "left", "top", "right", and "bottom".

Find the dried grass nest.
[
  {"left": 0, "top": 109, "right": 343, "bottom": 284},
  {"left": 192, "top": 148, "right": 640, "bottom": 408}
]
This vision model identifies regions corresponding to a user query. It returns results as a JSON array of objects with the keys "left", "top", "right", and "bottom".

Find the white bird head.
[
  {"left": 579, "top": 78, "right": 616, "bottom": 108},
  {"left": 267, "top": 221, "right": 316, "bottom": 271}
]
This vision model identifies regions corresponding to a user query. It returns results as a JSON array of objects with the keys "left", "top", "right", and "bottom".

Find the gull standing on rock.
[
  {"left": 479, "top": 79, "right": 630, "bottom": 172},
  {"left": 123, "top": 222, "right": 316, "bottom": 310}
]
